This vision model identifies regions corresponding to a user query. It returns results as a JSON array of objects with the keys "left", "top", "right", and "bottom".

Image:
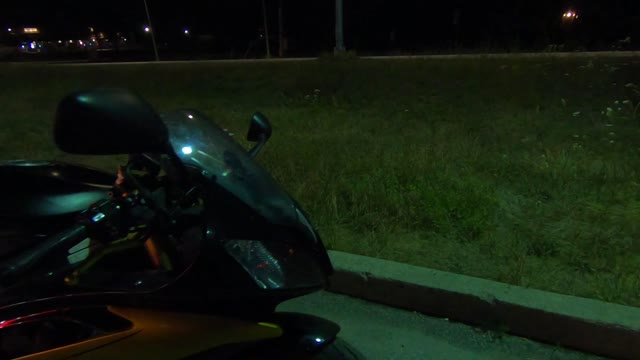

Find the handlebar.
[
  {"left": 0, "top": 158, "right": 198, "bottom": 292},
  {"left": 1, "top": 224, "right": 87, "bottom": 285},
  {"left": 0, "top": 195, "right": 147, "bottom": 286}
]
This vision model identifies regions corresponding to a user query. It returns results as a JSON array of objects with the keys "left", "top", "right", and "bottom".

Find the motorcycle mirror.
[
  {"left": 247, "top": 112, "right": 272, "bottom": 158},
  {"left": 247, "top": 112, "right": 272, "bottom": 142},
  {"left": 54, "top": 88, "right": 170, "bottom": 155}
]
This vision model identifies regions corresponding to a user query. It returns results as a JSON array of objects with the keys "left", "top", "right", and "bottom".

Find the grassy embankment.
[{"left": 1, "top": 56, "right": 639, "bottom": 306}]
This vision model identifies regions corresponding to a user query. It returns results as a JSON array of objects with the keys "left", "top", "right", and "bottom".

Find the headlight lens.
[{"left": 223, "top": 239, "right": 326, "bottom": 290}]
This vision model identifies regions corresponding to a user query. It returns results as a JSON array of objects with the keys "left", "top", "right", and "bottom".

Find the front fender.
[
  {"left": 185, "top": 312, "right": 341, "bottom": 359},
  {"left": 266, "top": 312, "right": 341, "bottom": 353}
]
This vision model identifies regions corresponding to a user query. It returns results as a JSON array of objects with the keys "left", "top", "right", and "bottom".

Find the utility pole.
[
  {"left": 278, "top": 0, "right": 284, "bottom": 57},
  {"left": 334, "top": 0, "right": 345, "bottom": 54},
  {"left": 261, "top": 0, "right": 271, "bottom": 58},
  {"left": 143, "top": 0, "right": 159, "bottom": 61}
]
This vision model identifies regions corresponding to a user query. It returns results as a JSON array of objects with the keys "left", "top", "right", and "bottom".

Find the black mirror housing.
[
  {"left": 247, "top": 112, "right": 272, "bottom": 142},
  {"left": 54, "top": 88, "right": 170, "bottom": 155}
]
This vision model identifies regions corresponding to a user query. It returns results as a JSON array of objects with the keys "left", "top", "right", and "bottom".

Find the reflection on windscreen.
[{"left": 161, "top": 110, "right": 298, "bottom": 225}]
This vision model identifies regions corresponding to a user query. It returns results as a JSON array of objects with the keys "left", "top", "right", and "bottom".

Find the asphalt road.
[{"left": 278, "top": 291, "right": 609, "bottom": 360}]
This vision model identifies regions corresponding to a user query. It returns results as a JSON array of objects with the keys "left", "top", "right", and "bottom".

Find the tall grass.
[{"left": 0, "top": 57, "right": 639, "bottom": 306}]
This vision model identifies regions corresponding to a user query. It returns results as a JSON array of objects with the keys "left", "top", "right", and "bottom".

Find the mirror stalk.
[{"left": 248, "top": 136, "right": 267, "bottom": 159}]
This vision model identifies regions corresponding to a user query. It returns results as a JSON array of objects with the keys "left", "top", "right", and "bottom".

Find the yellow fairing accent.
[{"left": 19, "top": 306, "right": 283, "bottom": 360}]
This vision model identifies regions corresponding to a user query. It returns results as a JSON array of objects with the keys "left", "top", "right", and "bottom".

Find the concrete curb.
[
  {"left": 362, "top": 51, "right": 640, "bottom": 59},
  {"left": 35, "top": 50, "right": 639, "bottom": 66},
  {"left": 327, "top": 250, "right": 640, "bottom": 360}
]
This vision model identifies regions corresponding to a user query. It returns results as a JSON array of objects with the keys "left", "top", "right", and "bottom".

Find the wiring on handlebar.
[
  {"left": 123, "top": 154, "right": 201, "bottom": 218},
  {"left": 123, "top": 162, "right": 168, "bottom": 216},
  {"left": 52, "top": 154, "right": 209, "bottom": 292}
]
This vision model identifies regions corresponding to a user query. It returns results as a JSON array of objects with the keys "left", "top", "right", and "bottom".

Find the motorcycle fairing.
[
  {"left": 0, "top": 161, "right": 113, "bottom": 219},
  {"left": 7, "top": 306, "right": 283, "bottom": 360}
]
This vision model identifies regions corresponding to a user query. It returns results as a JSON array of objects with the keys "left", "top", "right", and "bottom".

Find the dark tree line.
[{"left": 2, "top": 0, "right": 638, "bottom": 53}]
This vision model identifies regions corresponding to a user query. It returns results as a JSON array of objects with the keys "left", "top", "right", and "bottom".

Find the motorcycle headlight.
[{"left": 223, "top": 239, "right": 327, "bottom": 290}]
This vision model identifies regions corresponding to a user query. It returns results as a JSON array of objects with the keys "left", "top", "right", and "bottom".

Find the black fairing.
[
  {"left": 0, "top": 161, "right": 113, "bottom": 218},
  {"left": 0, "top": 161, "right": 113, "bottom": 258}
]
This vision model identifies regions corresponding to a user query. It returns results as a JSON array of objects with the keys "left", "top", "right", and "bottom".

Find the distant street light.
[
  {"left": 562, "top": 10, "right": 579, "bottom": 20},
  {"left": 261, "top": 0, "right": 271, "bottom": 58},
  {"left": 7, "top": 28, "right": 11, "bottom": 32},
  {"left": 142, "top": 0, "right": 160, "bottom": 62},
  {"left": 184, "top": 29, "right": 189, "bottom": 35},
  {"left": 278, "top": 0, "right": 284, "bottom": 57},
  {"left": 335, "top": 0, "right": 345, "bottom": 54}
]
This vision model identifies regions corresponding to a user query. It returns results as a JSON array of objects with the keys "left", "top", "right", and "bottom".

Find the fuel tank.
[
  {"left": 0, "top": 160, "right": 114, "bottom": 258},
  {"left": 0, "top": 160, "right": 113, "bottom": 218}
]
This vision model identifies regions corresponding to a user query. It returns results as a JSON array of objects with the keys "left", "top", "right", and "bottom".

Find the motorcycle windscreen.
[{"left": 161, "top": 110, "right": 299, "bottom": 226}]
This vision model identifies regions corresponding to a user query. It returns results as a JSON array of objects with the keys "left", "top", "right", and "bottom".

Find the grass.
[{"left": 1, "top": 57, "right": 640, "bottom": 307}]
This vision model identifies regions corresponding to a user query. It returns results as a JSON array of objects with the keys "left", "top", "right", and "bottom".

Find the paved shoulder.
[{"left": 279, "top": 291, "right": 608, "bottom": 360}]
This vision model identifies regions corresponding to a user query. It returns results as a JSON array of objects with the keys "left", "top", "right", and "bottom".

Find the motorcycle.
[{"left": 0, "top": 88, "right": 362, "bottom": 359}]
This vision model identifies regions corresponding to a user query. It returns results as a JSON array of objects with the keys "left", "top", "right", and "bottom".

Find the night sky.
[{"left": 2, "top": 1, "right": 639, "bottom": 54}]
